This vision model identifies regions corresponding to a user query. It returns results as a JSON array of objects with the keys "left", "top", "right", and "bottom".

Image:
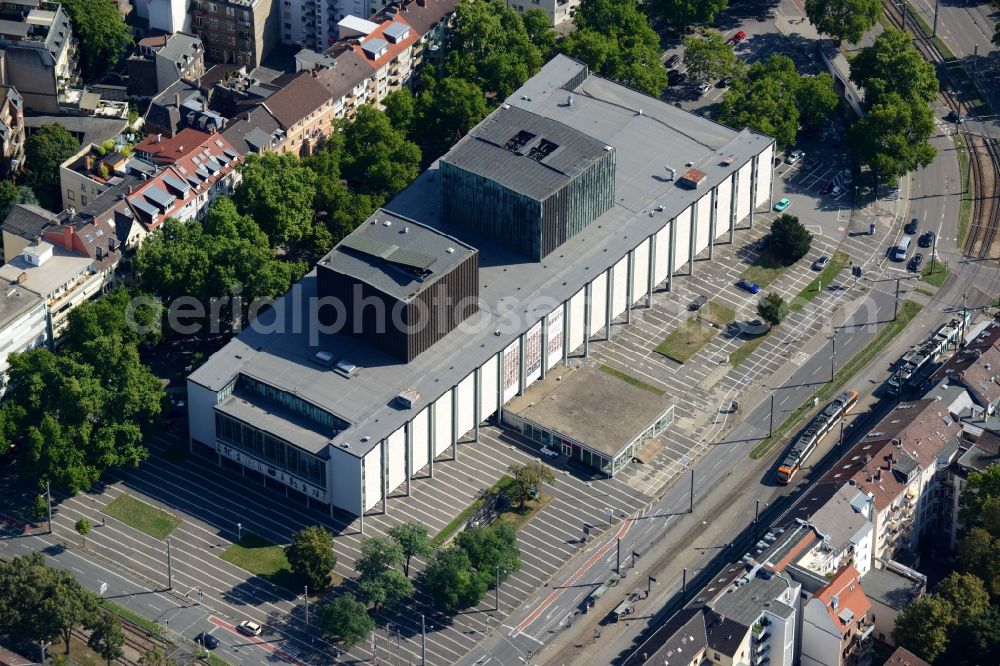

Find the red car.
[{"left": 729, "top": 30, "right": 747, "bottom": 45}]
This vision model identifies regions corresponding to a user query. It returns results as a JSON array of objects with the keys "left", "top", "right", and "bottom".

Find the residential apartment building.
[
  {"left": 0, "top": 85, "right": 24, "bottom": 176},
  {"left": 860, "top": 562, "right": 924, "bottom": 646},
  {"left": 127, "top": 129, "right": 242, "bottom": 226},
  {"left": 505, "top": 0, "right": 579, "bottom": 26},
  {"left": 0, "top": 280, "right": 47, "bottom": 393},
  {"left": 819, "top": 398, "right": 963, "bottom": 568},
  {"left": 144, "top": 75, "right": 228, "bottom": 137},
  {"left": 625, "top": 570, "right": 800, "bottom": 666},
  {"left": 0, "top": 198, "right": 126, "bottom": 337},
  {"left": 128, "top": 32, "right": 206, "bottom": 98},
  {"left": 801, "top": 566, "right": 873, "bottom": 666},
  {"left": 190, "top": 0, "right": 276, "bottom": 68},
  {"left": 58, "top": 143, "right": 157, "bottom": 211},
  {"left": 0, "top": 0, "right": 79, "bottom": 113}
]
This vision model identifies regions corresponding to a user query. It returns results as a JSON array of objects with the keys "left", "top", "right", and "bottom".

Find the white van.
[{"left": 893, "top": 236, "right": 912, "bottom": 262}]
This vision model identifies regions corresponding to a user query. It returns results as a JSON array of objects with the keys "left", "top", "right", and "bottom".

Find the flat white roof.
[{"left": 337, "top": 15, "right": 379, "bottom": 35}]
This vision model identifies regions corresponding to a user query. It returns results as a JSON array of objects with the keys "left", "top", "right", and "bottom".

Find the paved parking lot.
[{"left": 39, "top": 424, "right": 648, "bottom": 665}]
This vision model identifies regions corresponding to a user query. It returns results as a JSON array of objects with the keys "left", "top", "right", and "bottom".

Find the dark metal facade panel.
[
  {"left": 404, "top": 251, "right": 479, "bottom": 361},
  {"left": 316, "top": 251, "right": 479, "bottom": 363}
]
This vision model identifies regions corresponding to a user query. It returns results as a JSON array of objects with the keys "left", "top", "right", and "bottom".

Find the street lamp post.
[
  {"left": 754, "top": 499, "right": 760, "bottom": 541},
  {"left": 829, "top": 335, "right": 837, "bottom": 382},
  {"left": 495, "top": 566, "right": 501, "bottom": 611},
  {"left": 421, "top": 614, "right": 426, "bottom": 666},
  {"left": 237, "top": 522, "right": 242, "bottom": 542},
  {"left": 304, "top": 585, "right": 309, "bottom": 626},
  {"left": 46, "top": 481, "right": 52, "bottom": 534},
  {"left": 768, "top": 393, "right": 774, "bottom": 437}
]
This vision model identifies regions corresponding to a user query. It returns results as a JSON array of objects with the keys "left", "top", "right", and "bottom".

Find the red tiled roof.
[
  {"left": 128, "top": 133, "right": 240, "bottom": 230},
  {"left": 884, "top": 646, "right": 931, "bottom": 666},
  {"left": 353, "top": 16, "right": 419, "bottom": 71},
  {"left": 816, "top": 565, "right": 870, "bottom": 635},
  {"left": 134, "top": 128, "right": 218, "bottom": 165}
]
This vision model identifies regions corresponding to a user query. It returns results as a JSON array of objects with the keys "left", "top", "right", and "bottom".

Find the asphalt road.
[{"left": 0, "top": 532, "right": 296, "bottom": 666}]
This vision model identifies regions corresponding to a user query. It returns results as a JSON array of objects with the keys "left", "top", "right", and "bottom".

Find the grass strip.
[
  {"left": 655, "top": 317, "right": 717, "bottom": 363},
  {"left": 203, "top": 653, "right": 233, "bottom": 666},
  {"left": 220, "top": 533, "right": 300, "bottom": 592},
  {"left": 103, "top": 494, "right": 181, "bottom": 540},
  {"left": 598, "top": 364, "right": 666, "bottom": 396},
  {"left": 955, "top": 134, "right": 972, "bottom": 248},
  {"left": 740, "top": 250, "right": 790, "bottom": 289},
  {"left": 99, "top": 598, "right": 163, "bottom": 635},
  {"left": 729, "top": 331, "right": 771, "bottom": 368},
  {"left": 749, "top": 300, "right": 922, "bottom": 459},
  {"left": 915, "top": 287, "right": 935, "bottom": 297},
  {"left": 497, "top": 491, "right": 552, "bottom": 532},
  {"left": 921, "top": 260, "right": 949, "bottom": 287},
  {"left": 704, "top": 301, "right": 736, "bottom": 327},
  {"left": 432, "top": 476, "right": 514, "bottom": 547},
  {"left": 791, "top": 250, "right": 850, "bottom": 312}
]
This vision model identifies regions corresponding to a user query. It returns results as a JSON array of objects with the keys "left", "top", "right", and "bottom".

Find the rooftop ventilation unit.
[
  {"left": 311, "top": 350, "right": 335, "bottom": 367},
  {"left": 335, "top": 359, "right": 358, "bottom": 378},
  {"left": 395, "top": 388, "right": 419, "bottom": 409}
]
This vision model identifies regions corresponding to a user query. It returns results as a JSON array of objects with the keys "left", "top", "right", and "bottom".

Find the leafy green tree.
[
  {"left": 134, "top": 203, "right": 306, "bottom": 321},
  {"left": 24, "top": 124, "right": 80, "bottom": 211},
  {"left": 339, "top": 106, "right": 422, "bottom": 202},
  {"left": 849, "top": 29, "right": 938, "bottom": 107},
  {"left": 892, "top": 595, "right": 956, "bottom": 662},
  {"left": 650, "top": 0, "right": 729, "bottom": 29},
  {"left": 770, "top": 214, "right": 813, "bottom": 263},
  {"left": 414, "top": 76, "right": 490, "bottom": 159},
  {"left": 388, "top": 522, "right": 434, "bottom": 577},
  {"left": 935, "top": 572, "right": 991, "bottom": 622},
  {"left": 506, "top": 461, "right": 555, "bottom": 510},
  {"left": 957, "top": 528, "right": 1000, "bottom": 598},
  {"left": 1, "top": 348, "right": 153, "bottom": 493},
  {"left": 354, "top": 537, "right": 413, "bottom": 609},
  {"left": 383, "top": 88, "right": 416, "bottom": 134},
  {"left": 847, "top": 91, "right": 936, "bottom": 185},
  {"left": 796, "top": 73, "right": 841, "bottom": 132},
  {"left": 138, "top": 645, "right": 173, "bottom": 665},
  {"left": 717, "top": 55, "right": 800, "bottom": 149},
  {"left": 75, "top": 518, "right": 92, "bottom": 547},
  {"left": 0, "top": 554, "right": 98, "bottom": 658},
  {"left": 285, "top": 525, "right": 337, "bottom": 591},
  {"left": 316, "top": 593, "right": 373, "bottom": 648},
  {"left": 364, "top": 568, "right": 413, "bottom": 609},
  {"left": 233, "top": 153, "right": 319, "bottom": 247},
  {"left": 0, "top": 181, "right": 38, "bottom": 222},
  {"left": 959, "top": 463, "right": 1000, "bottom": 529},
  {"left": 982, "top": 496, "right": 1000, "bottom": 538},
  {"left": 562, "top": 0, "right": 667, "bottom": 96},
  {"left": 804, "top": 0, "right": 881, "bottom": 44},
  {"left": 33, "top": 493, "right": 48, "bottom": 522},
  {"left": 424, "top": 546, "right": 486, "bottom": 613},
  {"left": 457, "top": 522, "right": 521, "bottom": 587},
  {"left": 445, "top": 0, "right": 543, "bottom": 100},
  {"left": 522, "top": 9, "right": 558, "bottom": 60},
  {"left": 60, "top": 0, "right": 133, "bottom": 80},
  {"left": 87, "top": 613, "right": 125, "bottom": 666},
  {"left": 682, "top": 32, "right": 738, "bottom": 82},
  {"left": 756, "top": 293, "right": 788, "bottom": 327},
  {"left": 355, "top": 537, "right": 404, "bottom": 580},
  {"left": 943, "top": 607, "right": 1000, "bottom": 666}
]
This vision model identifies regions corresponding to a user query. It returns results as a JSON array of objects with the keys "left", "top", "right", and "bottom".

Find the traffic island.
[
  {"left": 103, "top": 494, "right": 181, "bottom": 540},
  {"left": 654, "top": 301, "right": 734, "bottom": 364},
  {"left": 219, "top": 532, "right": 318, "bottom": 592}
]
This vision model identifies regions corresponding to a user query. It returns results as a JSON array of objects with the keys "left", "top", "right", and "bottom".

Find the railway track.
[{"left": 882, "top": 0, "right": 1000, "bottom": 259}]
